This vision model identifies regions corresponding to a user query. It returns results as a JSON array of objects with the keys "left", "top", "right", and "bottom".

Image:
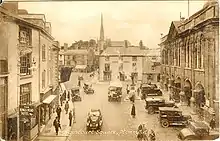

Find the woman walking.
[{"left": 131, "top": 103, "right": 136, "bottom": 118}]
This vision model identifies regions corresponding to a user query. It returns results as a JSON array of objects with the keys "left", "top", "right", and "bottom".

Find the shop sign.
[{"left": 19, "top": 104, "right": 35, "bottom": 117}]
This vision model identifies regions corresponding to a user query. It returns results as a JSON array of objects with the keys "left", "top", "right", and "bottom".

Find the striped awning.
[{"left": 43, "top": 95, "right": 57, "bottom": 104}]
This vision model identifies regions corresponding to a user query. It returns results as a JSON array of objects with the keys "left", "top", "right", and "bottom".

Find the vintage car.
[
  {"left": 158, "top": 107, "right": 192, "bottom": 128},
  {"left": 86, "top": 109, "right": 103, "bottom": 131},
  {"left": 83, "top": 82, "right": 94, "bottom": 94},
  {"left": 145, "top": 97, "right": 175, "bottom": 114},
  {"left": 178, "top": 121, "right": 219, "bottom": 140},
  {"left": 71, "top": 87, "right": 81, "bottom": 102},
  {"left": 108, "top": 81, "right": 122, "bottom": 102},
  {"left": 141, "top": 83, "right": 162, "bottom": 99}
]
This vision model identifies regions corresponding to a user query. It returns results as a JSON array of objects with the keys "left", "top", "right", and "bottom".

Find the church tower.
[{"left": 99, "top": 13, "right": 105, "bottom": 54}]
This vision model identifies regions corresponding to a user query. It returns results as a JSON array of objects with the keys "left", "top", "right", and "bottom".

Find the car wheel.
[
  {"left": 148, "top": 106, "right": 154, "bottom": 114},
  {"left": 161, "top": 119, "right": 169, "bottom": 128}
]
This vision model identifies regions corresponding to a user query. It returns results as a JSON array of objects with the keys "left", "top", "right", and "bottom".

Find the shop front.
[
  {"left": 19, "top": 103, "right": 41, "bottom": 141},
  {"left": 40, "top": 93, "right": 58, "bottom": 125}
]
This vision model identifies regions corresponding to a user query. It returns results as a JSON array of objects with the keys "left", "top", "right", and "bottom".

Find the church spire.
[{"left": 100, "top": 13, "right": 104, "bottom": 41}]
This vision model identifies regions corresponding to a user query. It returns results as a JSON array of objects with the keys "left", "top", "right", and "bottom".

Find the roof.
[
  {"left": 159, "top": 107, "right": 181, "bottom": 112},
  {"left": 0, "top": 7, "right": 54, "bottom": 40},
  {"left": 190, "top": 121, "right": 209, "bottom": 129},
  {"left": 144, "top": 49, "right": 161, "bottom": 57},
  {"left": 63, "top": 50, "right": 88, "bottom": 55},
  {"left": 101, "top": 47, "right": 145, "bottom": 56},
  {"left": 19, "top": 14, "right": 46, "bottom": 22},
  {"left": 110, "top": 41, "right": 131, "bottom": 47},
  {"left": 172, "top": 21, "right": 182, "bottom": 33},
  {"left": 75, "top": 65, "right": 87, "bottom": 69}
]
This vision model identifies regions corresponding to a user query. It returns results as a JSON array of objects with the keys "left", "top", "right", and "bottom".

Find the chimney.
[
  {"left": 180, "top": 17, "right": 185, "bottom": 22},
  {"left": 1, "top": 2, "right": 18, "bottom": 14},
  {"left": 64, "top": 43, "right": 68, "bottom": 51},
  {"left": 124, "top": 40, "right": 128, "bottom": 48}
]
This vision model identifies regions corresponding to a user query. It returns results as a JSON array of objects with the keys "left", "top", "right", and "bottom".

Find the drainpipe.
[{"left": 38, "top": 31, "right": 41, "bottom": 135}]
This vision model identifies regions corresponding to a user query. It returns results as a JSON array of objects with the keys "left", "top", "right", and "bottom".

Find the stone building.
[
  {"left": 159, "top": 1, "right": 219, "bottom": 125},
  {"left": 143, "top": 48, "right": 161, "bottom": 83},
  {"left": 0, "top": 3, "right": 58, "bottom": 140},
  {"left": 99, "top": 43, "right": 145, "bottom": 82}
]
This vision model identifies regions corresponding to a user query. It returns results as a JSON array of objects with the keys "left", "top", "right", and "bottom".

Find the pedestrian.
[
  {"left": 210, "top": 118, "right": 216, "bottom": 129},
  {"left": 56, "top": 105, "right": 62, "bottom": 121},
  {"left": 126, "top": 85, "right": 130, "bottom": 95},
  {"left": 137, "top": 87, "right": 140, "bottom": 96},
  {"left": 131, "top": 103, "right": 136, "bottom": 118},
  {"left": 65, "top": 101, "right": 69, "bottom": 114},
  {"left": 69, "top": 110, "right": 73, "bottom": 126},
  {"left": 67, "top": 91, "right": 70, "bottom": 101},
  {"left": 53, "top": 117, "right": 61, "bottom": 135},
  {"left": 60, "top": 95, "right": 63, "bottom": 106},
  {"left": 78, "top": 80, "right": 81, "bottom": 87},
  {"left": 72, "top": 106, "right": 76, "bottom": 123}
]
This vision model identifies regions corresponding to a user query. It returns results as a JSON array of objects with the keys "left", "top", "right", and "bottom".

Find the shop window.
[
  {"left": 104, "top": 63, "right": 110, "bottom": 71},
  {"left": 20, "top": 83, "right": 31, "bottom": 105}
]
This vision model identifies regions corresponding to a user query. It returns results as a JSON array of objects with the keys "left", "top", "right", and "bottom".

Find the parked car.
[
  {"left": 71, "top": 87, "right": 82, "bottom": 102},
  {"left": 141, "top": 83, "right": 162, "bottom": 99},
  {"left": 86, "top": 109, "right": 103, "bottom": 131},
  {"left": 145, "top": 97, "right": 175, "bottom": 114},
  {"left": 83, "top": 82, "right": 94, "bottom": 94},
  {"left": 158, "top": 107, "right": 192, "bottom": 128},
  {"left": 108, "top": 81, "right": 122, "bottom": 102},
  {"left": 178, "top": 121, "right": 219, "bottom": 140}
]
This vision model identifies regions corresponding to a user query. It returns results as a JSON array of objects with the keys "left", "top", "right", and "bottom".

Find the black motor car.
[
  {"left": 86, "top": 109, "right": 103, "bottom": 131},
  {"left": 71, "top": 87, "right": 82, "bottom": 102},
  {"left": 178, "top": 121, "right": 219, "bottom": 140},
  {"left": 145, "top": 97, "right": 175, "bottom": 114},
  {"left": 158, "top": 107, "right": 192, "bottom": 128},
  {"left": 108, "top": 81, "right": 122, "bottom": 102},
  {"left": 141, "top": 83, "right": 162, "bottom": 99}
]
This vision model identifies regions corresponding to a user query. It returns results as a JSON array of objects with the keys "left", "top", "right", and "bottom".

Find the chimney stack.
[
  {"left": 124, "top": 40, "right": 128, "bottom": 48},
  {"left": 64, "top": 43, "right": 68, "bottom": 51},
  {"left": 2, "top": 2, "right": 18, "bottom": 14}
]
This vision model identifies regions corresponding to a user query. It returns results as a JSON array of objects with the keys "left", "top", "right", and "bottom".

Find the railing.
[{"left": 0, "top": 60, "right": 8, "bottom": 75}]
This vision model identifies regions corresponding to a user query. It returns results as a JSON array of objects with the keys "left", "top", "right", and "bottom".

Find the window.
[
  {"left": 104, "top": 63, "right": 110, "bottom": 71},
  {"left": 151, "top": 66, "right": 155, "bottom": 71},
  {"left": 42, "top": 70, "right": 46, "bottom": 89},
  {"left": 67, "top": 61, "right": 71, "bottom": 65},
  {"left": 42, "top": 45, "right": 46, "bottom": 61},
  {"left": 132, "top": 56, "right": 137, "bottom": 61},
  {"left": 20, "top": 53, "right": 31, "bottom": 75},
  {"left": 72, "top": 56, "right": 75, "bottom": 60},
  {"left": 67, "top": 55, "right": 70, "bottom": 59},
  {"left": 19, "top": 26, "right": 32, "bottom": 45},
  {"left": 20, "top": 83, "right": 31, "bottom": 105},
  {"left": 105, "top": 56, "right": 109, "bottom": 61},
  {"left": 0, "top": 59, "right": 8, "bottom": 74},
  {"left": 132, "top": 63, "right": 136, "bottom": 67}
]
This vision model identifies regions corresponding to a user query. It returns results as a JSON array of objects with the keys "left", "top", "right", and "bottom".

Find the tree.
[{"left": 89, "top": 39, "right": 96, "bottom": 47}]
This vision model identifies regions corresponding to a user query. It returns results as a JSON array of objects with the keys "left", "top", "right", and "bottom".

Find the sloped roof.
[
  {"left": 172, "top": 21, "right": 182, "bottom": 33},
  {"left": 110, "top": 41, "right": 131, "bottom": 47},
  {"left": 144, "top": 49, "right": 161, "bottom": 56},
  {"left": 62, "top": 49, "right": 88, "bottom": 55},
  {"left": 101, "top": 46, "right": 144, "bottom": 56}
]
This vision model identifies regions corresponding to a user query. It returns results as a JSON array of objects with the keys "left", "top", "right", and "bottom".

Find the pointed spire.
[{"left": 100, "top": 13, "right": 104, "bottom": 41}]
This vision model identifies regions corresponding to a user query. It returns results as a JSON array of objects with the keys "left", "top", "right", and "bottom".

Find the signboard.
[{"left": 19, "top": 104, "right": 35, "bottom": 117}]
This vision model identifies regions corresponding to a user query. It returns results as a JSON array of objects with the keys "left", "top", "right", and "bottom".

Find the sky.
[{"left": 18, "top": 1, "right": 206, "bottom": 48}]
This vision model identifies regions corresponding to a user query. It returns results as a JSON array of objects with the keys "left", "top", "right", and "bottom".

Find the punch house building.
[
  {"left": 0, "top": 2, "right": 59, "bottom": 140},
  {"left": 159, "top": 1, "right": 219, "bottom": 125}
]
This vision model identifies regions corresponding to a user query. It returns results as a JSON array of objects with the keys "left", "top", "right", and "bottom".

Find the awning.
[
  {"left": 43, "top": 95, "right": 57, "bottom": 104},
  {"left": 75, "top": 65, "right": 87, "bottom": 69}
]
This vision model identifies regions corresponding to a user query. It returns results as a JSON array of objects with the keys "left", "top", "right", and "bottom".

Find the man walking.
[
  {"left": 126, "top": 85, "right": 130, "bottom": 95},
  {"left": 56, "top": 105, "right": 62, "bottom": 121},
  {"left": 72, "top": 106, "right": 76, "bottom": 123},
  {"left": 65, "top": 101, "right": 69, "bottom": 114},
  {"left": 53, "top": 117, "right": 61, "bottom": 135},
  {"left": 131, "top": 103, "right": 136, "bottom": 118},
  {"left": 69, "top": 110, "right": 73, "bottom": 126}
]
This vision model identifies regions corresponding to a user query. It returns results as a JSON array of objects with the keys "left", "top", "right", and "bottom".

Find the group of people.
[
  {"left": 53, "top": 91, "right": 76, "bottom": 135},
  {"left": 137, "top": 124, "right": 156, "bottom": 141}
]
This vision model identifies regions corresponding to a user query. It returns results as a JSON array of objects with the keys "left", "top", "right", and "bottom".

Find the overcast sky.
[{"left": 18, "top": 1, "right": 206, "bottom": 48}]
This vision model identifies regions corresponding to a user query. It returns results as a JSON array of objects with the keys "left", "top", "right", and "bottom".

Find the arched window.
[
  {"left": 194, "top": 36, "right": 198, "bottom": 68},
  {"left": 198, "top": 35, "right": 204, "bottom": 69}
]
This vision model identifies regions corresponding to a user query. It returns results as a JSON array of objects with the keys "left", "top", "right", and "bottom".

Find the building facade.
[
  {"left": 0, "top": 3, "right": 58, "bottom": 140},
  {"left": 143, "top": 49, "right": 161, "bottom": 83},
  {"left": 159, "top": 1, "right": 219, "bottom": 125},
  {"left": 99, "top": 45, "right": 144, "bottom": 82}
]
